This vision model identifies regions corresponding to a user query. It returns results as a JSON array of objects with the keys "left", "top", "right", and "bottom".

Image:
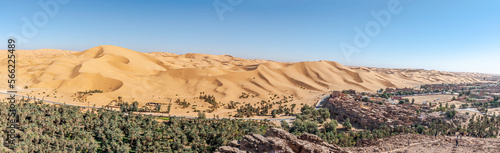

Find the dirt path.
[{"left": 382, "top": 139, "right": 441, "bottom": 153}]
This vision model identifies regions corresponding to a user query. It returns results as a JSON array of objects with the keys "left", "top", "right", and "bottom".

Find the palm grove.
[
  {"left": 2, "top": 96, "right": 500, "bottom": 152},
  {"left": 0, "top": 100, "right": 272, "bottom": 152}
]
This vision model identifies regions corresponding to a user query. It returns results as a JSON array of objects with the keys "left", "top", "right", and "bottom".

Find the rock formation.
[{"left": 216, "top": 128, "right": 349, "bottom": 153}]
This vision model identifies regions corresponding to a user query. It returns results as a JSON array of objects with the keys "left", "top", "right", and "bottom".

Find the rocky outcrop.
[
  {"left": 216, "top": 128, "right": 349, "bottom": 153},
  {"left": 325, "top": 94, "right": 421, "bottom": 129}
]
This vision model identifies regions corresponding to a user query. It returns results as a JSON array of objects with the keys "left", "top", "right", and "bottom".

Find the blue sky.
[{"left": 2, "top": 0, "right": 499, "bottom": 74}]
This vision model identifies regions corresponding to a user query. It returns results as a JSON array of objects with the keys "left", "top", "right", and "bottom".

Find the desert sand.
[{"left": 0, "top": 45, "right": 489, "bottom": 118}]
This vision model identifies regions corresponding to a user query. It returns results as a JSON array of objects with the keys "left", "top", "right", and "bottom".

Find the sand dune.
[{"left": 0, "top": 45, "right": 489, "bottom": 117}]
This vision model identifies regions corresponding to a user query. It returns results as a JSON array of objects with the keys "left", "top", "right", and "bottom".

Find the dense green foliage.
[
  {"left": 289, "top": 105, "right": 326, "bottom": 135},
  {"left": 175, "top": 99, "right": 191, "bottom": 109},
  {"left": 0, "top": 102, "right": 273, "bottom": 152},
  {"left": 470, "top": 101, "right": 500, "bottom": 108},
  {"left": 445, "top": 110, "right": 457, "bottom": 119},
  {"left": 231, "top": 93, "right": 295, "bottom": 118},
  {"left": 233, "top": 100, "right": 294, "bottom": 118},
  {"left": 198, "top": 93, "right": 223, "bottom": 113}
]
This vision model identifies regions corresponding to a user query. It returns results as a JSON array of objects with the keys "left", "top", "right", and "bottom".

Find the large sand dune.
[{"left": 0, "top": 45, "right": 487, "bottom": 117}]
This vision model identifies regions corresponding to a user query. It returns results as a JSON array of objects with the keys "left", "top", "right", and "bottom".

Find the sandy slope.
[{"left": 0, "top": 45, "right": 487, "bottom": 117}]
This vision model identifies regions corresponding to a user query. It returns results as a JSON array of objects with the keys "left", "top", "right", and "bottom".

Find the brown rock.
[
  {"left": 216, "top": 146, "right": 247, "bottom": 153},
  {"left": 216, "top": 128, "right": 350, "bottom": 153}
]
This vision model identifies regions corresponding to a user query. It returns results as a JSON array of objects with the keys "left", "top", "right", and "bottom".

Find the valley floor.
[{"left": 346, "top": 134, "right": 500, "bottom": 153}]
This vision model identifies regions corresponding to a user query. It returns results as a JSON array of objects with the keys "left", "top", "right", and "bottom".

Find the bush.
[
  {"left": 290, "top": 119, "right": 319, "bottom": 135},
  {"left": 271, "top": 109, "right": 278, "bottom": 118},
  {"left": 436, "top": 107, "right": 446, "bottom": 112},
  {"left": 445, "top": 110, "right": 457, "bottom": 119},
  {"left": 318, "top": 117, "right": 325, "bottom": 124},
  {"left": 343, "top": 118, "right": 352, "bottom": 131},
  {"left": 416, "top": 124, "right": 425, "bottom": 134},
  {"left": 318, "top": 108, "right": 330, "bottom": 120},
  {"left": 324, "top": 120, "right": 338, "bottom": 133},
  {"left": 281, "top": 120, "right": 290, "bottom": 131},
  {"left": 198, "top": 112, "right": 206, "bottom": 119}
]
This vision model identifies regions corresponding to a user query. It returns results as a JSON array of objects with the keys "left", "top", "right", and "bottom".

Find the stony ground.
[{"left": 344, "top": 134, "right": 500, "bottom": 153}]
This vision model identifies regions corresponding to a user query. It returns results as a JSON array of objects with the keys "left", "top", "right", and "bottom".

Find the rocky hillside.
[
  {"left": 346, "top": 134, "right": 500, "bottom": 153},
  {"left": 215, "top": 128, "right": 349, "bottom": 153}
]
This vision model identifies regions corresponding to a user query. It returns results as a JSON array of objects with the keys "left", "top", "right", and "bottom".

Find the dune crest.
[{"left": 0, "top": 46, "right": 488, "bottom": 117}]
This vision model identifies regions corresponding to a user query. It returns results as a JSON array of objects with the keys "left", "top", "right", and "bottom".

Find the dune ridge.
[{"left": 0, "top": 45, "right": 489, "bottom": 116}]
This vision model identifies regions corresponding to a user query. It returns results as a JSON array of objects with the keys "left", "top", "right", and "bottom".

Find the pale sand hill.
[{"left": 0, "top": 45, "right": 487, "bottom": 118}]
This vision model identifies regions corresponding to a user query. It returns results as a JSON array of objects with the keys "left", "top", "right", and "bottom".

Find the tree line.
[{"left": 0, "top": 101, "right": 273, "bottom": 152}]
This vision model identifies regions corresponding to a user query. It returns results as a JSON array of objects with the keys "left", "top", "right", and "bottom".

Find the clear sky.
[{"left": 2, "top": 0, "right": 499, "bottom": 74}]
